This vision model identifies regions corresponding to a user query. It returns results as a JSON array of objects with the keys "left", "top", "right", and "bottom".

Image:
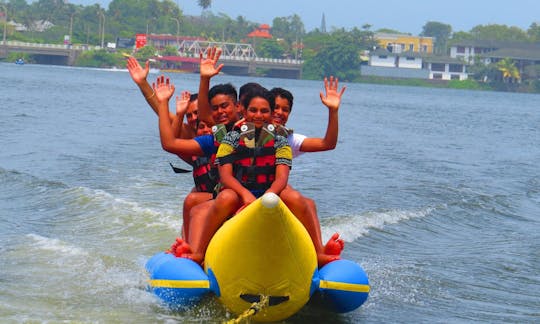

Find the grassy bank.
[{"left": 353, "top": 75, "right": 540, "bottom": 93}]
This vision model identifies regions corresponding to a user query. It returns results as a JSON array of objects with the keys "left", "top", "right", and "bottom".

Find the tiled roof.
[{"left": 483, "top": 47, "right": 540, "bottom": 60}]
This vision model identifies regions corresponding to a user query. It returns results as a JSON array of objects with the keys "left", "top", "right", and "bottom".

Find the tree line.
[{"left": 1, "top": 0, "right": 539, "bottom": 84}]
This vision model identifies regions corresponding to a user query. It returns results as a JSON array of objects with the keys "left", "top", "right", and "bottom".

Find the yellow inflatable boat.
[{"left": 146, "top": 193, "right": 369, "bottom": 322}]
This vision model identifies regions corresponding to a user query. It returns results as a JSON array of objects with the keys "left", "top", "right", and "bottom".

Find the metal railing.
[{"left": 3, "top": 40, "right": 101, "bottom": 51}]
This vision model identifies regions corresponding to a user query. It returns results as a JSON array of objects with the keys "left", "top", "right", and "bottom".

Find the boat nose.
[{"left": 261, "top": 192, "right": 279, "bottom": 208}]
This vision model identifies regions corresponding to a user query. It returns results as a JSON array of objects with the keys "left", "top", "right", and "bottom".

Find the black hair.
[
  {"left": 242, "top": 87, "right": 275, "bottom": 111},
  {"left": 189, "top": 93, "right": 198, "bottom": 102},
  {"left": 239, "top": 82, "right": 264, "bottom": 101},
  {"left": 208, "top": 83, "right": 237, "bottom": 103},
  {"left": 270, "top": 87, "right": 294, "bottom": 111}
]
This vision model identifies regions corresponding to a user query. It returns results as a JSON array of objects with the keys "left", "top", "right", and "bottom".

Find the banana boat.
[{"left": 146, "top": 193, "right": 369, "bottom": 322}]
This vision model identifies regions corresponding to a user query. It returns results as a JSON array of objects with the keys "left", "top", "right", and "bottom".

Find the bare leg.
[
  {"left": 182, "top": 192, "right": 212, "bottom": 241},
  {"left": 181, "top": 189, "right": 241, "bottom": 264},
  {"left": 280, "top": 185, "right": 343, "bottom": 267}
]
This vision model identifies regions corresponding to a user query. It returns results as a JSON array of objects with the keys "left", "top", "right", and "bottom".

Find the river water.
[{"left": 1, "top": 62, "right": 539, "bottom": 323}]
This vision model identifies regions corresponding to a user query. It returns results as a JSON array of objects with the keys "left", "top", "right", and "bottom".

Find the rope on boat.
[{"left": 224, "top": 295, "right": 269, "bottom": 324}]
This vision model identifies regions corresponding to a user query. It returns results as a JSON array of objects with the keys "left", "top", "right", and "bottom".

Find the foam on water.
[{"left": 321, "top": 205, "right": 438, "bottom": 242}]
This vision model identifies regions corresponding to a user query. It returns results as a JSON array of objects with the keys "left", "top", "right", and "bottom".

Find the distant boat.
[{"left": 15, "top": 58, "right": 25, "bottom": 65}]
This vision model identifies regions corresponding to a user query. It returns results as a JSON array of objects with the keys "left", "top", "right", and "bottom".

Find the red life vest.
[
  {"left": 228, "top": 122, "right": 279, "bottom": 192},
  {"left": 191, "top": 156, "right": 218, "bottom": 193}
]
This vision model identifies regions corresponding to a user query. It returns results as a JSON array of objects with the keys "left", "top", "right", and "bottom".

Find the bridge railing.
[
  {"left": 174, "top": 40, "right": 303, "bottom": 65},
  {"left": 3, "top": 40, "right": 303, "bottom": 65},
  {"left": 3, "top": 40, "right": 101, "bottom": 51}
]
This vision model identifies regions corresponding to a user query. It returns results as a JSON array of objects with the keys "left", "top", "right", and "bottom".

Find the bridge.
[
  {"left": 169, "top": 40, "right": 304, "bottom": 79},
  {"left": 0, "top": 39, "right": 304, "bottom": 78},
  {"left": 0, "top": 41, "right": 99, "bottom": 65}
]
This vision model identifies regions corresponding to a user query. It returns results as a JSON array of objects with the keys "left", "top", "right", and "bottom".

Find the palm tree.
[
  {"left": 496, "top": 58, "right": 520, "bottom": 83},
  {"left": 197, "top": 0, "right": 212, "bottom": 10}
]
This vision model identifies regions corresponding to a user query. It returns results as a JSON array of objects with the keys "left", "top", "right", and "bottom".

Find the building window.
[
  {"left": 406, "top": 56, "right": 415, "bottom": 61},
  {"left": 450, "top": 74, "right": 461, "bottom": 80},
  {"left": 449, "top": 64, "right": 463, "bottom": 72},
  {"left": 421, "top": 45, "right": 428, "bottom": 52},
  {"left": 433, "top": 73, "right": 443, "bottom": 79},
  {"left": 379, "top": 55, "right": 388, "bottom": 59},
  {"left": 431, "top": 63, "right": 445, "bottom": 72},
  {"left": 409, "top": 43, "right": 414, "bottom": 51},
  {"left": 457, "top": 46, "right": 465, "bottom": 53}
]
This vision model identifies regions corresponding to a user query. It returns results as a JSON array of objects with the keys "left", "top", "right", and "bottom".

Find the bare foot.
[
  {"left": 318, "top": 253, "right": 340, "bottom": 267},
  {"left": 181, "top": 252, "right": 204, "bottom": 265},
  {"left": 167, "top": 237, "right": 192, "bottom": 257},
  {"left": 324, "top": 233, "right": 344, "bottom": 255}
]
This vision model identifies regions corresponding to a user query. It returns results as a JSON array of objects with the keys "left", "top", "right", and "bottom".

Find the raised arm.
[
  {"left": 126, "top": 56, "right": 175, "bottom": 120},
  {"left": 173, "top": 91, "right": 196, "bottom": 139},
  {"left": 299, "top": 76, "right": 346, "bottom": 152},
  {"left": 197, "top": 47, "right": 223, "bottom": 126},
  {"left": 153, "top": 76, "right": 204, "bottom": 157}
]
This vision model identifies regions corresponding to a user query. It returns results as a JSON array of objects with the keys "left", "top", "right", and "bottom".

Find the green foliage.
[
  {"left": 5, "top": 51, "right": 33, "bottom": 63},
  {"left": 75, "top": 49, "right": 124, "bottom": 67},
  {"left": 197, "top": 0, "right": 212, "bottom": 10},
  {"left": 469, "top": 24, "right": 529, "bottom": 41},
  {"left": 256, "top": 38, "right": 285, "bottom": 59},
  {"left": 522, "top": 64, "right": 540, "bottom": 80},
  {"left": 161, "top": 45, "right": 178, "bottom": 56},
  {"left": 135, "top": 44, "right": 157, "bottom": 60},
  {"left": 302, "top": 27, "right": 376, "bottom": 81},
  {"left": 376, "top": 28, "right": 407, "bottom": 34},
  {"left": 468, "top": 62, "right": 500, "bottom": 82},
  {"left": 527, "top": 22, "right": 540, "bottom": 42},
  {"left": 528, "top": 80, "right": 540, "bottom": 92},
  {"left": 447, "top": 79, "right": 490, "bottom": 90},
  {"left": 3, "top": 0, "right": 539, "bottom": 93},
  {"left": 421, "top": 21, "right": 452, "bottom": 54},
  {"left": 271, "top": 14, "right": 305, "bottom": 43}
]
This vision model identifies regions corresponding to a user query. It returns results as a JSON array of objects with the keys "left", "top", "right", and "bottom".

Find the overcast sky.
[{"left": 73, "top": 0, "right": 539, "bottom": 35}]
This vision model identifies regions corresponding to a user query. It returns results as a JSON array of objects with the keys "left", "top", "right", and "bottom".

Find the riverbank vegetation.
[{"left": 1, "top": 0, "right": 539, "bottom": 93}]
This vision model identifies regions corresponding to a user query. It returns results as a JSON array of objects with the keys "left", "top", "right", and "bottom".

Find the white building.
[{"left": 363, "top": 49, "right": 468, "bottom": 81}]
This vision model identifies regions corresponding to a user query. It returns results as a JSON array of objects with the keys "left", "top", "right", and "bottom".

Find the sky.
[{"left": 73, "top": 0, "right": 540, "bottom": 35}]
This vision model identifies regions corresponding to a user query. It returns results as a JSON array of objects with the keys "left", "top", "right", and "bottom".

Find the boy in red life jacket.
[
  {"left": 151, "top": 75, "right": 242, "bottom": 257},
  {"left": 173, "top": 91, "right": 215, "bottom": 241},
  {"left": 270, "top": 77, "right": 347, "bottom": 265}
]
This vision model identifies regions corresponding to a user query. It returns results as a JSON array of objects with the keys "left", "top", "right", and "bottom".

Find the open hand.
[
  {"left": 176, "top": 91, "right": 191, "bottom": 115},
  {"left": 152, "top": 75, "right": 175, "bottom": 103},
  {"left": 199, "top": 46, "right": 224, "bottom": 78},
  {"left": 126, "top": 56, "right": 149, "bottom": 85},
  {"left": 320, "top": 76, "right": 346, "bottom": 112}
]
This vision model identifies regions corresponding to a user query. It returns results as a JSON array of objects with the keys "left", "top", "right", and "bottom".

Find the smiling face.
[
  {"left": 196, "top": 120, "right": 212, "bottom": 136},
  {"left": 186, "top": 99, "right": 198, "bottom": 131},
  {"left": 272, "top": 95, "right": 291, "bottom": 126},
  {"left": 210, "top": 94, "right": 238, "bottom": 125},
  {"left": 245, "top": 97, "right": 272, "bottom": 128}
]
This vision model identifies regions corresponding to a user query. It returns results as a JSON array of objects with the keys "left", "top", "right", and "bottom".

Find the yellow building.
[{"left": 375, "top": 33, "right": 434, "bottom": 54}]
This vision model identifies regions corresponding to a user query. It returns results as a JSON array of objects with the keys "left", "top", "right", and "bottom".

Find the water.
[{"left": 1, "top": 62, "right": 539, "bottom": 323}]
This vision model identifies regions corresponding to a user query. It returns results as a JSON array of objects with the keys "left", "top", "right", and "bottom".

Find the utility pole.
[
  {"left": 100, "top": 11, "right": 105, "bottom": 48},
  {"left": 69, "top": 12, "right": 75, "bottom": 45},
  {"left": 171, "top": 17, "right": 180, "bottom": 47},
  {"left": 1, "top": 4, "right": 7, "bottom": 45}
]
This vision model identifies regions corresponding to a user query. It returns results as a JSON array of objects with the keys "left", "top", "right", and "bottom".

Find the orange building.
[{"left": 247, "top": 24, "right": 272, "bottom": 39}]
